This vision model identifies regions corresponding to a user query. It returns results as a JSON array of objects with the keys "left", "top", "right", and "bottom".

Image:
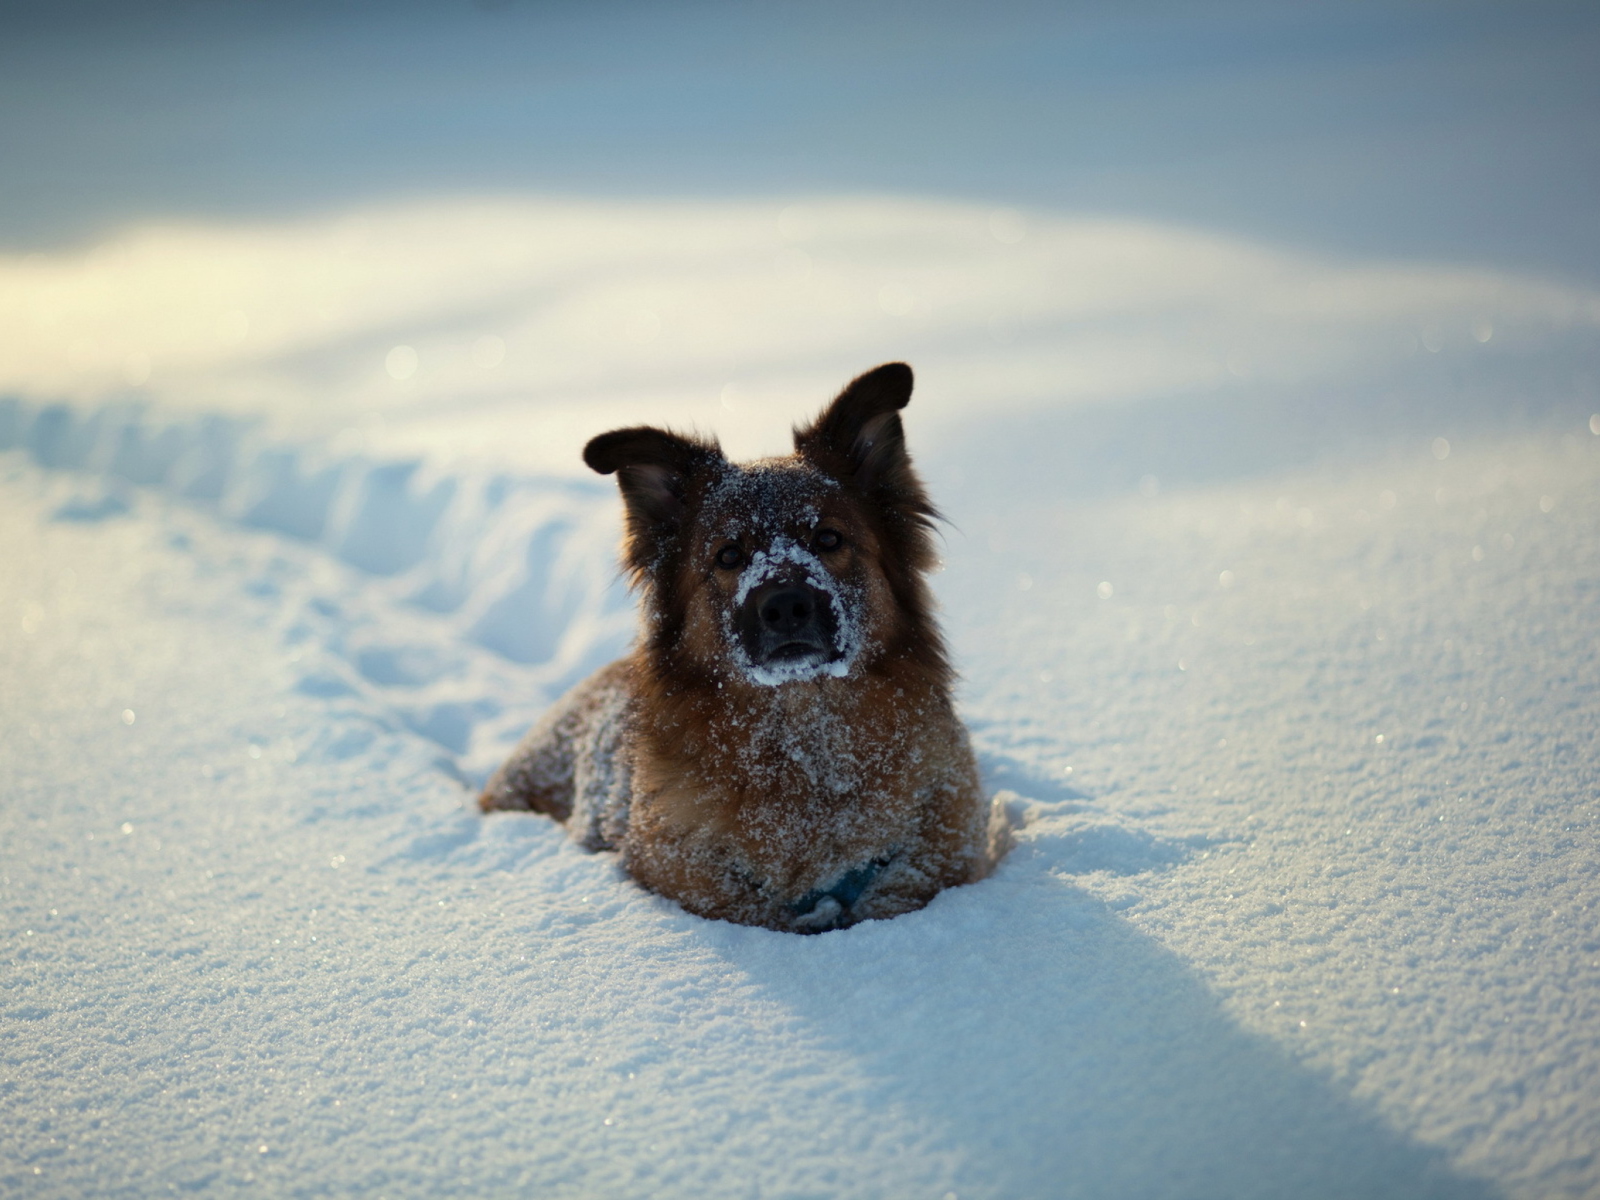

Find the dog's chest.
[
  {"left": 726, "top": 698, "right": 874, "bottom": 797},
  {"left": 636, "top": 682, "right": 935, "bottom": 861}
]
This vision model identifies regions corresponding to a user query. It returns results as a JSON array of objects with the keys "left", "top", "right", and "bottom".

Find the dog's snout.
[
  {"left": 739, "top": 580, "right": 839, "bottom": 665},
  {"left": 760, "top": 587, "right": 815, "bottom": 635}
]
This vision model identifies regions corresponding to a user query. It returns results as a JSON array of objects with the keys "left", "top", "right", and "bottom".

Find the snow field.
[
  {"left": 948, "top": 426, "right": 1600, "bottom": 1193},
  {"left": 3, "top": 388, "right": 1598, "bottom": 1197},
  {"left": 5, "top": 196, "right": 1598, "bottom": 475}
]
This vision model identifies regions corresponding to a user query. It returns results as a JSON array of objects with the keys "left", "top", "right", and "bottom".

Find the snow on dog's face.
[
  {"left": 583, "top": 362, "right": 949, "bottom": 689},
  {"left": 698, "top": 462, "right": 869, "bottom": 686}
]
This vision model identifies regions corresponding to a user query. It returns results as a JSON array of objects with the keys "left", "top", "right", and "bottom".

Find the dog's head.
[{"left": 584, "top": 362, "right": 945, "bottom": 687}]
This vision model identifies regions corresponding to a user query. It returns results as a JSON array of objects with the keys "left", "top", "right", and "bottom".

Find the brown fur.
[{"left": 480, "top": 362, "right": 1000, "bottom": 932}]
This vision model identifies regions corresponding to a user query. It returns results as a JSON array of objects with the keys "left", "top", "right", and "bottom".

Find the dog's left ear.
[
  {"left": 794, "top": 361, "right": 924, "bottom": 499},
  {"left": 794, "top": 362, "right": 938, "bottom": 566}
]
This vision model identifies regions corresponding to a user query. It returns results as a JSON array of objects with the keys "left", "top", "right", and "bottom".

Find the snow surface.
[
  {"left": 3, "top": 197, "right": 1600, "bottom": 1198},
  {"left": 6, "top": 196, "right": 1597, "bottom": 474}
]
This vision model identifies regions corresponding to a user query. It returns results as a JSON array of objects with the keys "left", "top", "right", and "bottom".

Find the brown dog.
[{"left": 479, "top": 362, "right": 1000, "bottom": 931}]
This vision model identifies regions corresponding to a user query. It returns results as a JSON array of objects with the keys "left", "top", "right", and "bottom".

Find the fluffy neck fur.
[{"left": 632, "top": 645, "right": 949, "bottom": 801}]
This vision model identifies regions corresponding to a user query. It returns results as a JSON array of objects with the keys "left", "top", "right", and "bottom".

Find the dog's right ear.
[{"left": 583, "top": 427, "right": 723, "bottom": 571}]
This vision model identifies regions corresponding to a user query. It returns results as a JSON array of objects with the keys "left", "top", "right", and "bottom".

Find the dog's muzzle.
[{"left": 737, "top": 580, "right": 840, "bottom": 668}]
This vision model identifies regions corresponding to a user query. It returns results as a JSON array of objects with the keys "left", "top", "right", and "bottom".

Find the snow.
[
  {"left": 5, "top": 320, "right": 1598, "bottom": 1195},
  {"left": 6, "top": 195, "right": 1597, "bottom": 475},
  {"left": 2, "top": 37, "right": 1599, "bottom": 1187}
]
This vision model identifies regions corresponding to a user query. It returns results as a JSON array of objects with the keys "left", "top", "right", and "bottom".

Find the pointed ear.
[
  {"left": 794, "top": 362, "right": 938, "bottom": 571},
  {"left": 793, "top": 361, "right": 916, "bottom": 495},
  {"left": 584, "top": 427, "right": 723, "bottom": 574}
]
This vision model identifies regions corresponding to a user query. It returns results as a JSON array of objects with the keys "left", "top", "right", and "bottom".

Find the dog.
[{"left": 479, "top": 362, "right": 1001, "bottom": 932}]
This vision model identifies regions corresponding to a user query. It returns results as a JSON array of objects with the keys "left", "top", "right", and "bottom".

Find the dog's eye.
[
  {"left": 814, "top": 528, "right": 844, "bottom": 552},
  {"left": 715, "top": 544, "right": 743, "bottom": 569}
]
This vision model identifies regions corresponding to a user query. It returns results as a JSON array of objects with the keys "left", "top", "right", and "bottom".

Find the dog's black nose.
[
  {"left": 739, "top": 581, "right": 838, "bottom": 666},
  {"left": 760, "top": 587, "right": 816, "bottom": 636}
]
